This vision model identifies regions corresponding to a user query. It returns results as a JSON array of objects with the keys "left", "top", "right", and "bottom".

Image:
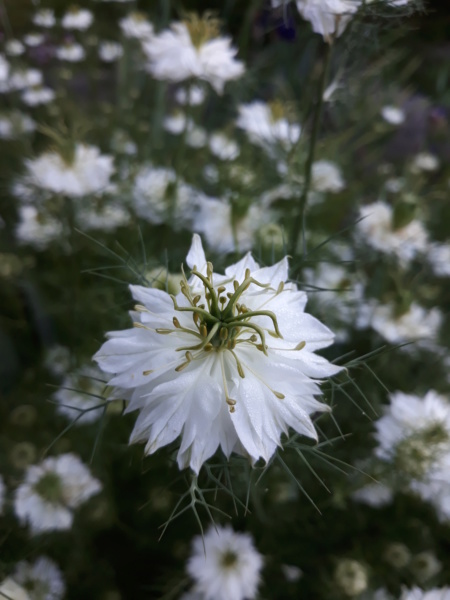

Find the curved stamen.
[
  {"left": 231, "top": 309, "right": 283, "bottom": 339},
  {"left": 225, "top": 320, "right": 269, "bottom": 355}
]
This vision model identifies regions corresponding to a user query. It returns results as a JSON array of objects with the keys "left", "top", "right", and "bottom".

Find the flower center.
[
  {"left": 183, "top": 12, "right": 220, "bottom": 48},
  {"left": 34, "top": 472, "right": 64, "bottom": 503},
  {"left": 394, "top": 422, "right": 449, "bottom": 479},
  {"left": 220, "top": 549, "right": 239, "bottom": 569}
]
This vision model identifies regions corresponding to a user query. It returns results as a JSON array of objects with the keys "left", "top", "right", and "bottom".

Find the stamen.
[
  {"left": 142, "top": 370, "right": 153, "bottom": 376},
  {"left": 173, "top": 317, "right": 181, "bottom": 328}
]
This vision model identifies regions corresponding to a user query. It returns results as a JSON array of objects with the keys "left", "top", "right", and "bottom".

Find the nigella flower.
[
  {"left": 186, "top": 525, "right": 263, "bottom": 600},
  {"left": 94, "top": 235, "right": 341, "bottom": 473},
  {"left": 141, "top": 12, "right": 244, "bottom": 94},
  {"left": 13, "top": 556, "right": 65, "bottom": 600}
]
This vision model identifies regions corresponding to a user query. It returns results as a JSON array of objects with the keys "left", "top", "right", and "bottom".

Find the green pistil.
[{"left": 34, "top": 472, "right": 63, "bottom": 504}]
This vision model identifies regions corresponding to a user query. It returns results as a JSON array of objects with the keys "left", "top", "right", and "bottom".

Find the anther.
[
  {"left": 200, "top": 324, "right": 208, "bottom": 337},
  {"left": 295, "top": 341, "right": 306, "bottom": 350},
  {"left": 142, "top": 370, "right": 153, "bottom": 376},
  {"left": 220, "top": 327, "right": 228, "bottom": 340},
  {"left": 217, "top": 286, "right": 226, "bottom": 294},
  {"left": 227, "top": 292, "right": 233, "bottom": 299},
  {"left": 233, "top": 280, "right": 239, "bottom": 292},
  {"left": 277, "top": 281, "right": 284, "bottom": 294},
  {"left": 193, "top": 295, "right": 201, "bottom": 305},
  {"left": 229, "top": 406, "right": 236, "bottom": 413},
  {"left": 273, "top": 391, "right": 285, "bottom": 399},
  {"left": 226, "top": 397, "right": 236, "bottom": 406},
  {"left": 173, "top": 317, "right": 181, "bottom": 328},
  {"left": 204, "top": 343, "right": 213, "bottom": 351},
  {"left": 219, "top": 297, "right": 226, "bottom": 305},
  {"left": 250, "top": 335, "right": 257, "bottom": 342},
  {"left": 245, "top": 268, "right": 251, "bottom": 279},
  {"left": 155, "top": 328, "right": 173, "bottom": 334}
]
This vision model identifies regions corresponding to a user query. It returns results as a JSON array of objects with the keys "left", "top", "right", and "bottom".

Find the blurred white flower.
[
  {"left": 120, "top": 12, "right": 154, "bottom": 40},
  {"left": 23, "top": 143, "right": 114, "bottom": 198},
  {"left": 44, "top": 345, "right": 72, "bottom": 377},
  {"left": 21, "top": 85, "right": 55, "bottom": 106},
  {"left": 281, "top": 564, "right": 303, "bottom": 582},
  {"left": 0, "top": 54, "right": 10, "bottom": 83},
  {"left": 33, "top": 9, "right": 56, "bottom": 28},
  {"left": 94, "top": 235, "right": 340, "bottom": 472},
  {"left": 13, "top": 556, "right": 65, "bottom": 600},
  {"left": 61, "top": 7, "right": 94, "bottom": 30},
  {"left": 370, "top": 302, "right": 441, "bottom": 346},
  {"left": 0, "top": 474, "right": 5, "bottom": 515},
  {"left": 334, "top": 559, "right": 368, "bottom": 597},
  {"left": 410, "top": 552, "right": 442, "bottom": 583},
  {"left": 99, "top": 41, "right": 123, "bottom": 62},
  {"left": 427, "top": 242, "right": 450, "bottom": 277},
  {"left": 5, "top": 39, "right": 25, "bottom": 56},
  {"left": 163, "top": 112, "right": 187, "bottom": 134},
  {"left": 14, "top": 453, "right": 101, "bottom": 535},
  {"left": 194, "top": 196, "right": 271, "bottom": 254},
  {"left": 352, "top": 482, "right": 393, "bottom": 507},
  {"left": 400, "top": 587, "right": 450, "bottom": 600},
  {"left": 55, "top": 42, "right": 85, "bottom": 62},
  {"left": 385, "top": 177, "right": 405, "bottom": 193},
  {"left": 0, "top": 110, "right": 35, "bottom": 139},
  {"left": 296, "top": 0, "right": 360, "bottom": 42},
  {"left": 141, "top": 14, "right": 244, "bottom": 94},
  {"left": 357, "top": 201, "right": 428, "bottom": 265},
  {"left": 209, "top": 133, "right": 240, "bottom": 161},
  {"left": 53, "top": 365, "right": 107, "bottom": 425},
  {"left": 410, "top": 152, "right": 439, "bottom": 173},
  {"left": 76, "top": 200, "right": 130, "bottom": 232},
  {"left": 0, "top": 578, "right": 31, "bottom": 600},
  {"left": 23, "top": 33, "right": 45, "bottom": 47},
  {"left": 6, "top": 68, "right": 42, "bottom": 91},
  {"left": 15, "top": 206, "right": 63, "bottom": 250},
  {"left": 175, "top": 85, "right": 206, "bottom": 106},
  {"left": 237, "top": 101, "right": 301, "bottom": 152},
  {"left": 186, "top": 124, "right": 208, "bottom": 148},
  {"left": 187, "top": 526, "right": 263, "bottom": 600},
  {"left": 381, "top": 105, "right": 405, "bottom": 125},
  {"left": 311, "top": 159, "right": 345, "bottom": 193}
]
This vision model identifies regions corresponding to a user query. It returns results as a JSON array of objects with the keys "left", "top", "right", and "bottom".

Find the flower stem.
[{"left": 289, "top": 42, "right": 332, "bottom": 257}]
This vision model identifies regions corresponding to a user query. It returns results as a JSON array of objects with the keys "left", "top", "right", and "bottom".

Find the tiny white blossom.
[
  {"left": 0, "top": 111, "right": 35, "bottom": 139},
  {"left": 141, "top": 15, "right": 244, "bottom": 94},
  {"left": 381, "top": 105, "right": 405, "bottom": 125},
  {"left": 0, "top": 54, "right": 10, "bottom": 83},
  {"left": 296, "top": 0, "right": 360, "bottom": 42},
  {"left": 33, "top": 9, "right": 56, "bottom": 28},
  {"left": 334, "top": 559, "right": 368, "bottom": 597},
  {"left": 427, "top": 242, "right": 450, "bottom": 277},
  {"left": 53, "top": 365, "right": 106, "bottom": 425},
  {"left": 187, "top": 526, "right": 263, "bottom": 600},
  {"left": 120, "top": 12, "right": 154, "bottom": 40},
  {"left": 311, "top": 159, "right": 345, "bottom": 193},
  {"left": 209, "top": 133, "right": 240, "bottom": 161},
  {"left": 22, "top": 143, "right": 114, "bottom": 198},
  {"left": 163, "top": 112, "right": 187, "bottom": 134},
  {"left": 99, "top": 41, "right": 123, "bottom": 62},
  {"left": 14, "top": 556, "right": 65, "bottom": 600},
  {"left": 21, "top": 85, "right": 55, "bottom": 106},
  {"left": 410, "top": 152, "right": 439, "bottom": 173},
  {"left": 23, "top": 33, "right": 45, "bottom": 47},
  {"left": 370, "top": 302, "right": 442, "bottom": 346},
  {"left": 94, "top": 235, "right": 341, "bottom": 473},
  {"left": 357, "top": 200, "right": 428, "bottom": 265},
  {"left": 237, "top": 101, "right": 301, "bottom": 152},
  {"left": 0, "top": 474, "right": 5, "bottom": 515},
  {"left": 61, "top": 7, "right": 94, "bottom": 30},
  {"left": 6, "top": 68, "right": 42, "bottom": 91},
  {"left": 352, "top": 482, "right": 393, "bottom": 507},
  {"left": 14, "top": 453, "right": 101, "bottom": 535},
  {"left": 5, "top": 40, "right": 25, "bottom": 56},
  {"left": 76, "top": 200, "right": 130, "bottom": 232},
  {"left": 15, "top": 206, "right": 63, "bottom": 250},
  {"left": 55, "top": 42, "right": 85, "bottom": 62}
]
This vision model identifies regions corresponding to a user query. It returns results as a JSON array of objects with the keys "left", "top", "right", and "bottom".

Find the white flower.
[
  {"left": 15, "top": 206, "right": 63, "bottom": 250},
  {"left": 187, "top": 526, "right": 263, "bottom": 600},
  {"left": 371, "top": 302, "right": 441, "bottom": 346},
  {"left": 99, "top": 41, "right": 123, "bottom": 62},
  {"left": 175, "top": 85, "right": 206, "bottom": 106},
  {"left": 351, "top": 482, "right": 393, "bottom": 507},
  {"left": 0, "top": 111, "right": 35, "bottom": 139},
  {"left": 311, "top": 159, "right": 345, "bottom": 193},
  {"left": 120, "top": 12, "right": 154, "bottom": 40},
  {"left": 44, "top": 345, "right": 71, "bottom": 377},
  {"left": 61, "top": 7, "right": 93, "bottom": 30},
  {"left": 23, "top": 143, "right": 114, "bottom": 198},
  {"left": 53, "top": 365, "right": 106, "bottom": 425},
  {"left": 33, "top": 9, "right": 56, "bottom": 28},
  {"left": 13, "top": 556, "right": 65, "bottom": 600},
  {"left": 6, "top": 68, "right": 42, "bottom": 91},
  {"left": 21, "top": 85, "right": 55, "bottom": 106},
  {"left": 141, "top": 16, "right": 244, "bottom": 94},
  {"left": 14, "top": 453, "right": 101, "bottom": 535},
  {"left": 334, "top": 559, "right": 368, "bottom": 597},
  {"left": 357, "top": 201, "right": 428, "bottom": 265},
  {"left": 0, "top": 54, "right": 10, "bottom": 83},
  {"left": 186, "top": 124, "right": 207, "bottom": 148},
  {"left": 209, "top": 133, "right": 240, "bottom": 161},
  {"left": 5, "top": 40, "right": 25, "bottom": 56},
  {"left": 0, "top": 578, "right": 31, "bottom": 600},
  {"left": 23, "top": 33, "right": 45, "bottom": 47},
  {"left": 163, "top": 112, "right": 187, "bottom": 134},
  {"left": 76, "top": 200, "right": 130, "bottom": 232},
  {"left": 132, "top": 165, "right": 198, "bottom": 228},
  {"left": 381, "top": 105, "right": 405, "bottom": 125},
  {"left": 237, "top": 101, "right": 301, "bottom": 152},
  {"left": 427, "top": 242, "right": 450, "bottom": 277},
  {"left": 296, "top": 0, "right": 360, "bottom": 41},
  {"left": 94, "top": 235, "right": 341, "bottom": 473},
  {"left": 401, "top": 588, "right": 450, "bottom": 600},
  {"left": 410, "top": 152, "right": 439, "bottom": 173},
  {"left": 194, "top": 196, "right": 271, "bottom": 254},
  {"left": 55, "top": 42, "right": 85, "bottom": 62}
]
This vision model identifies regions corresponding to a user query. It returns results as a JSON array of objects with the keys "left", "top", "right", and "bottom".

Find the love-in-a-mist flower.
[
  {"left": 296, "top": 0, "right": 361, "bottom": 42},
  {"left": 94, "top": 235, "right": 341, "bottom": 473},
  {"left": 13, "top": 556, "right": 65, "bottom": 600},
  {"left": 186, "top": 525, "right": 263, "bottom": 600},
  {"left": 141, "top": 13, "right": 244, "bottom": 94},
  {"left": 14, "top": 453, "right": 101, "bottom": 535}
]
